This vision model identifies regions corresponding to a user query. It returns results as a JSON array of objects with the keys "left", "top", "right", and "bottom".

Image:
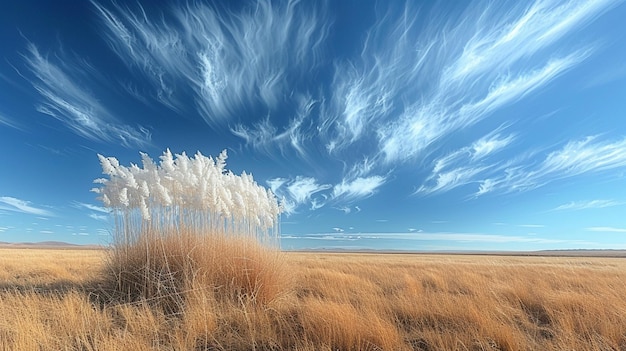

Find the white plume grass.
[
  {"left": 93, "top": 149, "right": 282, "bottom": 246},
  {"left": 92, "top": 149, "right": 286, "bottom": 311}
]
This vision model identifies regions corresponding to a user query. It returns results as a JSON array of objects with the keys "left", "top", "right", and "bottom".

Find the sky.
[{"left": 1, "top": 0, "right": 626, "bottom": 251}]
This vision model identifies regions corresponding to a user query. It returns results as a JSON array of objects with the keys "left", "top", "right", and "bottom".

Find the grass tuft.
[{"left": 102, "top": 230, "right": 289, "bottom": 315}]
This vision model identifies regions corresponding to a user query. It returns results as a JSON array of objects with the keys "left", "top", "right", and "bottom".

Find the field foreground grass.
[{"left": 1, "top": 248, "right": 625, "bottom": 350}]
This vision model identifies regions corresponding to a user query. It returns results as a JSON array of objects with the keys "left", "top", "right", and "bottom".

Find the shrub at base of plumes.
[{"left": 104, "top": 230, "right": 289, "bottom": 314}]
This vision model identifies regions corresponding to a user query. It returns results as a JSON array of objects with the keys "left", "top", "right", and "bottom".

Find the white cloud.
[
  {"left": 286, "top": 177, "right": 332, "bottom": 205},
  {"left": 294, "top": 231, "right": 575, "bottom": 244},
  {"left": 82, "top": 0, "right": 608, "bottom": 174},
  {"left": 586, "top": 227, "right": 626, "bottom": 233},
  {"left": 268, "top": 174, "right": 385, "bottom": 214},
  {"left": 478, "top": 136, "right": 626, "bottom": 195},
  {"left": 379, "top": 50, "right": 590, "bottom": 164},
  {"left": 315, "top": 0, "right": 616, "bottom": 189},
  {"left": 24, "top": 44, "right": 151, "bottom": 148},
  {"left": 417, "top": 129, "right": 516, "bottom": 195},
  {"left": 336, "top": 206, "right": 351, "bottom": 214},
  {"left": 89, "top": 213, "right": 109, "bottom": 221},
  {"left": 518, "top": 224, "right": 545, "bottom": 228},
  {"left": 0, "top": 197, "right": 54, "bottom": 217},
  {"left": 231, "top": 101, "right": 316, "bottom": 162},
  {"left": 471, "top": 133, "right": 516, "bottom": 160},
  {"left": 553, "top": 199, "right": 624, "bottom": 211},
  {"left": 418, "top": 166, "right": 488, "bottom": 195},
  {"left": 441, "top": 0, "right": 613, "bottom": 87},
  {"left": 92, "top": 0, "right": 328, "bottom": 126},
  {"left": 332, "top": 175, "right": 386, "bottom": 202},
  {"left": 85, "top": 0, "right": 619, "bottom": 209},
  {"left": 268, "top": 176, "right": 331, "bottom": 214},
  {"left": 0, "top": 112, "right": 23, "bottom": 131},
  {"left": 267, "top": 178, "right": 288, "bottom": 194},
  {"left": 73, "top": 202, "right": 110, "bottom": 213}
]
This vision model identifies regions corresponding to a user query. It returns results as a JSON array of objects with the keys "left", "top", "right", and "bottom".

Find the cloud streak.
[
  {"left": 478, "top": 136, "right": 626, "bottom": 195},
  {"left": 0, "top": 111, "right": 23, "bottom": 131},
  {"left": 88, "top": 0, "right": 618, "bottom": 174},
  {"left": 22, "top": 0, "right": 618, "bottom": 220},
  {"left": 316, "top": 0, "right": 616, "bottom": 172},
  {"left": 0, "top": 197, "right": 54, "bottom": 217},
  {"left": 332, "top": 175, "right": 386, "bottom": 202},
  {"left": 268, "top": 176, "right": 331, "bottom": 214},
  {"left": 586, "top": 226, "right": 626, "bottom": 233},
  {"left": 417, "top": 129, "right": 516, "bottom": 195},
  {"left": 284, "top": 231, "right": 571, "bottom": 244},
  {"left": 268, "top": 174, "right": 386, "bottom": 214},
  {"left": 24, "top": 44, "right": 151, "bottom": 148},
  {"left": 92, "top": 0, "right": 328, "bottom": 127},
  {"left": 553, "top": 199, "right": 624, "bottom": 211}
]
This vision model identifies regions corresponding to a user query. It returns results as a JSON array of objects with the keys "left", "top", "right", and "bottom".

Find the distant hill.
[
  {"left": 289, "top": 248, "right": 626, "bottom": 257},
  {"left": 0, "top": 241, "right": 104, "bottom": 249}
]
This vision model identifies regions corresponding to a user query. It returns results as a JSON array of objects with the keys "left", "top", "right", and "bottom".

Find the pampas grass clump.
[{"left": 93, "top": 149, "right": 286, "bottom": 312}]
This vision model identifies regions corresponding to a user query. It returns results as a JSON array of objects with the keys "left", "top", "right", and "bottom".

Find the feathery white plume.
[{"left": 94, "top": 149, "right": 282, "bottom": 245}]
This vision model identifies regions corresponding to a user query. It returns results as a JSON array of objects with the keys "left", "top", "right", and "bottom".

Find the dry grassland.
[{"left": 1, "top": 248, "right": 625, "bottom": 350}]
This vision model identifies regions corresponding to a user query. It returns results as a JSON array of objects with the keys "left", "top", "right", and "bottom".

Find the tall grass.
[
  {"left": 93, "top": 149, "right": 287, "bottom": 313},
  {"left": 105, "top": 231, "right": 289, "bottom": 313}
]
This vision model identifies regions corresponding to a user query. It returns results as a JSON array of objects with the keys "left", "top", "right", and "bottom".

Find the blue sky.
[{"left": 1, "top": 0, "right": 626, "bottom": 250}]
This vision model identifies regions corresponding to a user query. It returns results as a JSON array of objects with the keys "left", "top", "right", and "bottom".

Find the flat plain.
[{"left": 1, "top": 247, "right": 625, "bottom": 350}]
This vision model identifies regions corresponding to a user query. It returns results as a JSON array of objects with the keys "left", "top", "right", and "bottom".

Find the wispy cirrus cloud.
[
  {"left": 586, "top": 226, "right": 626, "bottom": 233},
  {"left": 418, "top": 130, "right": 515, "bottom": 195},
  {"left": 268, "top": 176, "right": 331, "bottom": 214},
  {"left": 89, "top": 213, "right": 109, "bottom": 221},
  {"left": 82, "top": 0, "right": 622, "bottom": 212},
  {"left": 318, "top": 0, "right": 617, "bottom": 169},
  {"left": 433, "top": 131, "right": 515, "bottom": 174},
  {"left": 553, "top": 199, "right": 624, "bottom": 211},
  {"left": 73, "top": 201, "right": 111, "bottom": 221},
  {"left": 518, "top": 224, "right": 545, "bottom": 228},
  {"left": 418, "top": 166, "right": 488, "bottom": 195},
  {"left": 287, "top": 232, "right": 571, "bottom": 244},
  {"left": 268, "top": 174, "right": 386, "bottom": 214},
  {"left": 92, "top": 0, "right": 328, "bottom": 127},
  {"left": 286, "top": 177, "right": 331, "bottom": 205},
  {"left": 23, "top": 44, "right": 151, "bottom": 148},
  {"left": 478, "top": 136, "right": 626, "bottom": 195},
  {"left": 231, "top": 95, "right": 318, "bottom": 162},
  {"left": 0, "top": 196, "right": 54, "bottom": 217},
  {"left": 0, "top": 111, "right": 23, "bottom": 131},
  {"left": 378, "top": 50, "right": 590, "bottom": 164},
  {"left": 420, "top": 133, "right": 626, "bottom": 197},
  {"left": 331, "top": 175, "right": 387, "bottom": 202},
  {"left": 73, "top": 201, "right": 110, "bottom": 213},
  {"left": 441, "top": 0, "right": 617, "bottom": 87}
]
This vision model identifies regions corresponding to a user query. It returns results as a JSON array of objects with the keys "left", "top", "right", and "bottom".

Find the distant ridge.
[
  {"left": 0, "top": 241, "right": 104, "bottom": 249},
  {"left": 288, "top": 248, "right": 626, "bottom": 257}
]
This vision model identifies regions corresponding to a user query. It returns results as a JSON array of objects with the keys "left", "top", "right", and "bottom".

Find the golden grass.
[
  {"left": 1, "top": 248, "right": 626, "bottom": 350},
  {"left": 103, "top": 232, "right": 289, "bottom": 313}
]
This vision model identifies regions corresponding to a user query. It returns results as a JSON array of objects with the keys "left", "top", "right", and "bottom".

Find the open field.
[{"left": 1, "top": 247, "right": 626, "bottom": 350}]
